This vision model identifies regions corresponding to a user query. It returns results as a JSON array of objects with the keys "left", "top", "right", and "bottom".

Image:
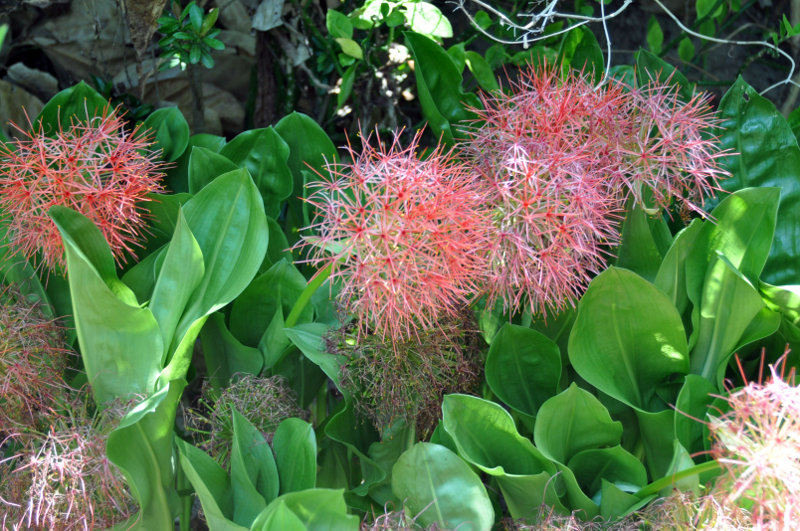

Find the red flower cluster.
[
  {"left": 303, "top": 63, "right": 729, "bottom": 338},
  {"left": 465, "top": 63, "right": 728, "bottom": 316},
  {"left": 302, "top": 131, "right": 490, "bottom": 342},
  {"left": 0, "top": 107, "right": 165, "bottom": 272}
]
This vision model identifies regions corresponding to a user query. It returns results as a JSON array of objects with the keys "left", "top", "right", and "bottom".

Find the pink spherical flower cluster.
[
  {"left": 464, "top": 62, "right": 729, "bottom": 316},
  {"left": 302, "top": 131, "right": 491, "bottom": 342},
  {"left": 0, "top": 106, "right": 166, "bottom": 272}
]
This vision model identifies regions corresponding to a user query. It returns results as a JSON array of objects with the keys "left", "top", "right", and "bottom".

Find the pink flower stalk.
[
  {"left": 301, "top": 131, "right": 491, "bottom": 342},
  {"left": 0, "top": 106, "right": 166, "bottom": 272},
  {"left": 616, "top": 80, "right": 730, "bottom": 215},
  {"left": 708, "top": 357, "right": 800, "bottom": 528},
  {"left": 464, "top": 63, "right": 627, "bottom": 316}
]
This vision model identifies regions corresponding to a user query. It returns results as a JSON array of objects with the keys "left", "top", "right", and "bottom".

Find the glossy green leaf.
[
  {"left": 326, "top": 10, "right": 353, "bottom": 39},
  {"left": 36, "top": 81, "right": 108, "bottom": 133},
  {"left": 442, "top": 394, "right": 556, "bottom": 477},
  {"left": 177, "top": 438, "right": 246, "bottom": 530},
  {"left": 250, "top": 499, "right": 305, "bottom": 531},
  {"left": 402, "top": 2, "right": 452, "bottom": 38},
  {"left": 230, "top": 259, "right": 309, "bottom": 347},
  {"left": 686, "top": 188, "right": 779, "bottom": 297},
  {"left": 107, "top": 380, "right": 186, "bottom": 529},
  {"left": 635, "top": 408, "right": 676, "bottom": 478},
  {"left": 690, "top": 254, "right": 765, "bottom": 384},
  {"left": 465, "top": 50, "right": 499, "bottom": 92},
  {"left": 167, "top": 133, "right": 227, "bottom": 193},
  {"left": 273, "top": 418, "right": 317, "bottom": 494},
  {"left": 599, "top": 480, "right": 645, "bottom": 520},
  {"left": 324, "top": 401, "right": 384, "bottom": 496},
  {"left": 143, "top": 106, "right": 189, "bottom": 162},
  {"left": 365, "top": 421, "right": 415, "bottom": 506},
  {"left": 188, "top": 146, "right": 239, "bottom": 193},
  {"left": 615, "top": 203, "right": 668, "bottom": 283},
  {"left": 231, "top": 409, "right": 278, "bottom": 526},
  {"left": 559, "top": 26, "right": 603, "bottom": 82},
  {"left": 174, "top": 168, "right": 268, "bottom": 354},
  {"left": 534, "top": 384, "right": 622, "bottom": 464},
  {"left": 150, "top": 209, "right": 204, "bottom": 363},
  {"left": 200, "top": 312, "right": 263, "bottom": 389},
  {"left": 284, "top": 323, "right": 346, "bottom": 390},
  {"left": 655, "top": 219, "right": 702, "bottom": 315},
  {"left": 121, "top": 246, "right": 163, "bottom": 303},
  {"left": 568, "top": 445, "right": 647, "bottom": 498},
  {"left": 442, "top": 394, "right": 563, "bottom": 519},
  {"left": 761, "top": 282, "right": 800, "bottom": 326},
  {"left": 392, "top": 443, "right": 494, "bottom": 531},
  {"left": 568, "top": 268, "right": 689, "bottom": 410},
  {"left": 50, "top": 206, "right": 162, "bottom": 403},
  {"left": 485, "top": 324, "right": 561, "bottom": 417},
  {"left": 717, "top": 78, "right": 800, "bottom": 284},
  {"left": 674, "top": 374, "right": 716, "bottom": 454},
  {"left": 219, "top": 128, "right": 293, "bottom": 218},
  {"left": 274, "top": 112, "right": 337, "bottom": 245},
  {"left": 335, "top": 37, "right": 363, "bottom": 60},
  {"left": 646, "top": 16, "right": 663, "bottom": 54},
  {"left": 404, "top": 31, "right": 479, "bottom": 144},
  {"left": 252, "top": 489, "right": 358, "bottom": 531}
]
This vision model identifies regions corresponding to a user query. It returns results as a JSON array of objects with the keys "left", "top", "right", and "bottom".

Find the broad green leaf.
[
  {"left": 252, "top": 489, "right": 358, "bottom": 531},
  {"left": 177, "top": 439, "right": 246, "bottom": 530},
  {"left": 646, "top": 16, "right": 663, "bottom": 54},
  {"left": 697, "top": 0, "right": 724, "bottom": 19},
  {"left": 568, "top": 268, "right": 689, "bottom": 410},
  {"left": 600, "top": 480, "right": 646, "bottom": 520},
  {"left": 50, "top": 206, "right": 162, "bottom": 403},
  {"left": 686, "top": 188, "right": 779, "bottom": 297},
  {"left": 107, "top": 380, "right": 186, "bottom": 529},
  {"left": 167, "top": 133, "right": 227, "bottom": 193},
  {"left": 231, "top": 409, "right": 279, "bottom": 526},
  {"left": 485, "top": 324, "right": 561, "bottom": 417},
  {"left": 365, "top": 421, "right": 415, "bottom": 506},
  {"left": 559, "top": 26, "right": 603, "bottom": 82},
  {"left": 273, "top": 418, "right": 317, "bottom": 494},
  {"left": 761, "top": 282, "right": 800, "bottom": 325},
  {"left": 690, "top": 254, "right": 765, "bottom": 384},
  {"left": 175, "top": 168, "right": 268, "bottom": 354},
  {"left": 326, "top": 10, "right": 353, "bottom": 39},
  {"left": 284, "top": 323, "right": 346, "bottom": 390},
  {"left": 121, "top": 246, "right": 163, "bottom": 303},
  {"left": 717, "top": 78, "right": 800, "bottom": 284},
  {"left": 402, "top": 2, "right": 452, "bottom": 38},
  {"left": 143, "top": 106, "right": 189, "bottom": 162},
  {"left": 219, "top": 128, "right": 293, "bottom": 218},
  {"left": 655, "top": 219, "right": 702, "bottom": 315},
  {"left": 324, "top": 401, "right": 384, "bottom": 496},
  {"left": 615, "top": 203, "right": 668, "bottom": 282},
  {"left": 200, "top": 312, "right": 263, "bottom": 389},
  {"left": 568, "top": 446, "right": 647, "bottom": 498},
  {"left": 442, "top": 394, "right": 563, "bottom": 519},
  {"left": 250, "top": 499, "right": 305, "bottom": 531},
  {"left": 678, "top": 37, "right": 695, "bottom": 62},
  {"left": 335, "top": 38, "right": 363, "bottom": 60},
  {"left": 635, "top": 408, "right": 676, "bottom": 479},
  {"left": 465, "top": 50, "right": 499, "bottom": 92},
  {"left": 141, "top": 192, "right": 192, "bottom": 250},
  {"left": 150, "top": 209, "right": 204, "bottom": 362},
  {"left": 442, "top": 394, "right": 556, "bottom": 477},
  {"left": 230, "top": 259, "right": 309, "bottom": 347},
  {"left": 533, "top": 384, "right": 622, "bottom": 464},
  {"left": 36, "top": 81, "right": 108, "bottom": 133},
  {"left": 0, "top": 219, "right": 53, "bottom": 316},
  {"left": 188, "top": 146, "right": 239, "bottom": 193},
  {"left": 404, "top": 31, "right": 479, "bottom": 144},
  {"left": 392, "top": 443, "right": 494, "bottom": 531},
  {"left": 674, "top": 374, "right": 716, "bottom": 455},
  {"left": 274, "top": 112, "right": 337, "bottom": 245},
  {"left": 263, "top": 217, "right": 292, "bottom": 270}
]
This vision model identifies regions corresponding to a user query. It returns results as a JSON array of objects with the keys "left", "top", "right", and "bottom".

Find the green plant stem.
[
  {"left": 284, "top": 263, "right": 333, "bottom": 329},
  {"left": 177, "top": 460, "right": 192, "bottom": 531},
  {"left": 634, "top": 460, "right": 721, "bottom": 498}
]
